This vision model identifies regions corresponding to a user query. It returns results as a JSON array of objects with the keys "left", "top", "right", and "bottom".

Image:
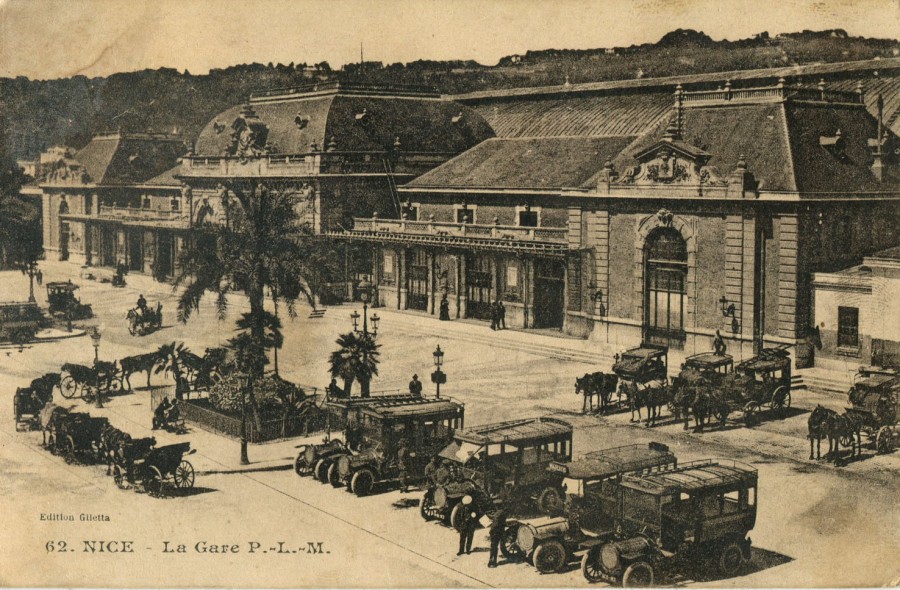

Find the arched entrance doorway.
[
  {"left": 58, "top": 199, "right": 70, "bottom": 261},
  {"left": 644, "top": 227, "right": 687, "bottom": 346}
]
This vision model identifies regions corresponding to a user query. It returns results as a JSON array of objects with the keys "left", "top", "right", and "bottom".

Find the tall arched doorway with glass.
[{"left": 644, "top": 227, "right": 687, "bottom": 347}]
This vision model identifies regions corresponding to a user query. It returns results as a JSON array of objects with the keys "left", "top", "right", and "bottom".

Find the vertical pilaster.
[
  {"left": 427, "top": 250, "right": 435, "bottom": 315},
  {"left": 398, "top": 248, "right": 406, "bottom": 310},
  {"left": 457, "top": 254, "right": 466, "bottom": 319},
  {"left": 724, "top": 215, "right": 744, "bottom": 334},
  {"left": 525, "top": 258, "right": 535, "bottom": 329},
  {"left": 740, "top": 215, "right": 756, "bottom": 340},
  {"left": 591, "top": 210, "right": 610, "bottom": 315},
  {"left": 777, "top": 214, "right": 799, "bottom": 339}
]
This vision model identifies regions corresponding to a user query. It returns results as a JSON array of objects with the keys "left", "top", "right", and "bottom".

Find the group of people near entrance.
[
  {"left": 422, "top": 456, "right": 509, "bottom": 568},
  {"left": 490, "top": 300, "right": 506, "bottom": 331}
]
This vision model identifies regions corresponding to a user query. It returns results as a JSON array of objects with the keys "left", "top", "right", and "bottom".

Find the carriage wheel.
[
  {"left": 839, "top": 434, "right": 854, "bottom": 447},
  {"left": 174, "top": 461, "right": 195, "bottom": 489},
  {"left": 109, "top": 377, "right": 123, "bottom": 393},
  {"left": 113, "top": 464, "right": 129, "bottom": 490},
  {"left": 743, "top": 402, "right": 760, "bottom": 426},
  {"left": 144, "top": 466, "right": 164, "bottom": 497},
  {"left": 60, "top": 376, "right": 78, "bottom": 399},
  {"left": 772, "top": 387, "right": 790, "bottom": 412},
  {"left": 876, "top": 426, "right": 894, "bottom": 454}
]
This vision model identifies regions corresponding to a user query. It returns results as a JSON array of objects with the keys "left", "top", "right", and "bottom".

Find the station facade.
[{"left": 336, "top": 81, "right": 900, "bottom": 365}]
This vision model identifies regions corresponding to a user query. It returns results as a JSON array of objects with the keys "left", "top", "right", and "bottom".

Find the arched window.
[{"left": 644, "top": 227, "right": 687, "bottom": 342}]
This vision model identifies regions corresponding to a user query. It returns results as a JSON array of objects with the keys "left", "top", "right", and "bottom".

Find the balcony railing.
[
  {"left": 182, "top": 151, "right": 454, "bottom": 178},
  {"left": 350, "top": 217, "right": 569, "bottom": 243},
  {"left": 98, "top": 205, "right": 189, "bottom": 223},
  {"left": 680, "top": 83, "right": 863, "bottom": 106}
]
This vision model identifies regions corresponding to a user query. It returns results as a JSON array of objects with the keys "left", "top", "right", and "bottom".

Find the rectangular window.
[
  {"left": 456, "top": 208, "right": 474, "bottom": 224},
  {"left": 837, "top": 306, "right": 859, "bottom": 348},
  {"left": 404, "top": 206, "right": 418, "bottom": 221},
  {"left": 171, "top": 198, "right": 180, "bottom": 212},
  {"left": 518, "top": 210, "right": 538, "bottom": 227},
  {"left": 382, "top": 251, "right": 395, "bottom": 282},
  {"left": 142, "top": 197, "right": 151, "bottom": 209}
]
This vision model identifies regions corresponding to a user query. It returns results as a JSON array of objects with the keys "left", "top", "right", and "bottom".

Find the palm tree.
[
  {"left": 154, "top": 342, "right": 191, "bottom": 400},
  {"left": 174, "top": 181, "right": 323, "bottom": 402},
  {"left": 329, "top": 332, "right": 381, "bottom": 397}
]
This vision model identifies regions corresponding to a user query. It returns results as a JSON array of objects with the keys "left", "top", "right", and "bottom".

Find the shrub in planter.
[{"left": 208, "top": 373, "right": 306, "bottom": 419}]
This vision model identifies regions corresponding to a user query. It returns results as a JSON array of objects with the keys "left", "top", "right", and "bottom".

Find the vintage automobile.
[
  {"left": 846, "top": 366, "right": 900, "bottom": 453},
  {"left": 295, "top": 393, "right": 429, "bottom": 481},
  {"left": 0, "top": 301, "right": 45, "bottom": 343},
  {"left": 46, "top": 281, "right": 93, "bottom": 319},
  {"left": 580, "top": 459, "right": 758, "bottom": 586},
  {"left": 420, "top": 416, "right": 573, "bottom": 528},
  {"left": 513, "top": 442, "right": 678, "bottom": 573},
  {"left": 334, "top": 397, "right": 466, "bottom": 496}
]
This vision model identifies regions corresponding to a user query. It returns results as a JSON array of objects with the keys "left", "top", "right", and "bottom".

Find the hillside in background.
[{"left": 2, "top": 29, "right": 899, "bottom": 161}]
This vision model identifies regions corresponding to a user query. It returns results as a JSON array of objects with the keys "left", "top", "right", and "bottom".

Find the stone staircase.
[{"left": 792, "top": 369, "right": 853, "bottom": 396}]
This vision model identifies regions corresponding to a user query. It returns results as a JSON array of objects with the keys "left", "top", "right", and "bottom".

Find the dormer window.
[
  {"left": 142, "top": 197, "right": 151, "bottom": 209},
  {"left": 455, "top": 204, "right": 475, "bottom": 224},
  {"left": 820, "top": 129, "right": 846, "bottom": 159},
  {"left": 294, "top": 114, "right": 310, "bottom": 129},
  {"left": 171, "top": 198, "right": 180, "bottom": 212}
]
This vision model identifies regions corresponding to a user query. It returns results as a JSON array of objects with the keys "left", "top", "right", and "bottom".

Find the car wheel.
[
  {"left": 350, "top": 469, "right": 374, "bottom": 497},
  {"left": 532, "top": 540, "right": 566, "bottom": 574},
  {"left": 314, "top": 459, "right": 330, "bottom": 483},
  {"left": 581, "top": 547, "right": 605, "bottom": 583},
  {"left": 718, "top": 539, "right": 746, "bottom": 577},
  {"left": 327, "top": 462, "right": 343, "bottom": 487},
  {"left": 622, "top": 561, "right": 654, "bottom": 587},
  {"left": 537, "top": 487, "right": 563, "bottom": 514}
]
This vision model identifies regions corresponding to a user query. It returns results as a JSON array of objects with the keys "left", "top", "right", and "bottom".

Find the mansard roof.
[
  {"left": 43, "top": 132, "right": 185, "bottom": 187},
  {"left": 193, "top": 82, "right": 493, "bottom": 157},
  {"left": 404, "top": 136, "right": 636, "bottom": 191}
]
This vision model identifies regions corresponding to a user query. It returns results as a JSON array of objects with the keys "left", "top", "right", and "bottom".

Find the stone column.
[
  {"left": 398, "top": 248, "right": 408, "bottom": 310},
  {"left": 427, "top": 250, "right": 435, "bottom": 315},
  {"left": 457, "top": 254, "right": 467, "bottom": 319}
]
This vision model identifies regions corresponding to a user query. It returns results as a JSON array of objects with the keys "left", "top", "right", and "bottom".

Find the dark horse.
[
  {"left": 807, "top": 405, "right": 863, "bottom": 463},
  {"left": 575, "top": 372, "right": 619, "bottom": 413},
  {"left": 119, "top": 351, "right": 162, "bottom": 391},
  {"left": 624, "top": 380, "right": 668, "bottom": 426}
]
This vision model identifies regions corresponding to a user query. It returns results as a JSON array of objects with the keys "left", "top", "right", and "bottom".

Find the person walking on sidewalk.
[
  {"left": 498, "top": 300, "right": 506, "bottom": 330},
  {"left": 490, "top": 301, "right": 499, "bottom": 330},
  {"left": 457, "top": 496, "right": 478, "bottom": 555},
  {"left": 439, "top": 294, "right": 451, "bottom": 321}
]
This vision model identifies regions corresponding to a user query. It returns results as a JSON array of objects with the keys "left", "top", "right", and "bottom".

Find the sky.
[{"left": 0, "top": 0, "right": 898, "bottom": 80}]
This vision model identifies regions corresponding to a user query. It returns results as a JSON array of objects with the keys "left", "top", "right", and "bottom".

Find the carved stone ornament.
[
  {"left": 656, "top": 209, "right": 674, "bottom": 227},
  {"left": 617, "top": 138, "right": 725, "bottom": 186},
  {"left": 228, "top": 104, "right": 270, "bottom": 161}
]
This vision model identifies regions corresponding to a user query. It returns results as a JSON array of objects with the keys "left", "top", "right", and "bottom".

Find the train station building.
[{"left": 335, "top": 70, "right": 900, "bottom": 365}]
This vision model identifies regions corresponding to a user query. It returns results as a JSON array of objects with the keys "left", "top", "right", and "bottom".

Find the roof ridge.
[{"left": 777, "top": 103, "right": 799, "bottom": 193}]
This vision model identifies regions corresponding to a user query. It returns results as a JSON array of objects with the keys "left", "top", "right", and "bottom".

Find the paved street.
[{"left": 1, "top": 262, "right": 898, "bottom": 588}]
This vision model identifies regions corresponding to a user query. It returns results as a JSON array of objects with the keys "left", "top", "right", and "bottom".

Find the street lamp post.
[
  {"left": 431, "top": 345, "right": 446, "bottom": 398},
  {"left": 240, "top": 373, "right": 250, "bottom": 465},
  {"left": 350, "top": 279, "right": 380, "bottom": 397},
  {"left": 23, "top": 261, "right": 41, "bottom": 303},
  {"left": 90, "top": 327, "right": 103, "bottom": 408}
]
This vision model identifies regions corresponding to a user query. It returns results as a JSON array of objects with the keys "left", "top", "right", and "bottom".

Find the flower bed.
[{"left": 178, "top": 396, "right": 327, "bottom": 443}]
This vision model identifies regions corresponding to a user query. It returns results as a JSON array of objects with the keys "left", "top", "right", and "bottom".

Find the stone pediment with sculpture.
[
  {"left": 43, "top": 157, "right": 91, "bottom": 185},
  {"left": 617, "top": 137, "right": 727, "bottom": 187}
]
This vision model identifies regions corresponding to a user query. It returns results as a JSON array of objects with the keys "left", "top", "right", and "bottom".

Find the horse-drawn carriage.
[
  {"left": 42, "top": 408, "right": 109, "bottom": 464},
  {"left": 60, "top": 361, "right": 125, "bottom": 400},
  {"left": 726, "top": 347, "right": 792, "bottom": 426},
  {"left": 612, "top": 344, "right": 669, "bottom": 425},
  {"left": 14, "top": 372, "right": 60, "bottom": 431},
  {"left": 112, "top": 439, "right": 196, "bottom": 497},
  {"left": 127, "top": 302, "right": 163, "bottom": 336},
  {"left": 845, "top": 367, "right": 899, "bottom": 454},
  {"left": 46, "top": 281, "right": 93, "bottom": 319},
  {"left": 670, "top": 353, "right": 735, "bottom": 431}
]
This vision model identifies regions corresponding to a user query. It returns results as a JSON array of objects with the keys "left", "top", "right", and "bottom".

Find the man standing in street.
[
  {"left": 408, "top": 374, "right": 423, "bottom": 396},
  {"left": 488, "top": 507, "right": 508, "bottom": 567},
  {"left": 397, "top": 438, "right": 410, "bottom": 493},
  {"left": 457, "top": 495, "right": 478, "bottom": 555},
  {"left": 498, "top": 300, "right": 506, "bottom": 330}
]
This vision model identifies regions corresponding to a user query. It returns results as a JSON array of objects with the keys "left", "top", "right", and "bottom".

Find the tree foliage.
[{"left": 328, "top": 331, "right": 381, "bottom": 398}]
